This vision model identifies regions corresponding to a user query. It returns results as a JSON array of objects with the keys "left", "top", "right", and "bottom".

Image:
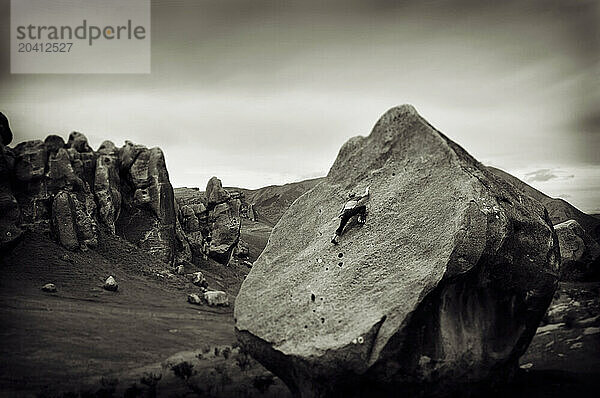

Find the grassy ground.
[{"left": 0, "top": 231, "right": 275, "bottom": 397}]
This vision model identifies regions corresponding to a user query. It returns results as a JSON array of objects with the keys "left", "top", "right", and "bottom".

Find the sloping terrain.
[
  {"left": 488, "top": 167, "right": 600, "bottom": 242},
  {"left": 233, "top": 177, "right": 323, "bottom": 226},
  {"left": 0, "top": 230, "right": 252, "bottom": 396}
]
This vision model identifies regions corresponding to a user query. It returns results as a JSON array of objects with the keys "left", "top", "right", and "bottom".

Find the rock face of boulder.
[
  {"left": 555, "top": 220, "right": 600, "bottom": 281},
  {"left": 235, "top": 105, "right": 560, "bottom": 397}
]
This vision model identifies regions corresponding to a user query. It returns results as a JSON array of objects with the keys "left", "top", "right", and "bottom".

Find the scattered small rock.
[
  {"left": 520, "top": 363, "right": 533, "bottom": 369},
  {"left": 41, "top": 283, "right": 57, "bottom": 293},
  {"left": 188, "top": 293, "right": 202, "bottom": 305},
  {"left": 243, "top": 260, "right": 253, "bottom": 268},
  {"left": 175, "top": 264, "right": 185, "bottom": 275},
  {"left": 188, "top": 272, "right": 208, "bottom": 288},
  {"left": 103, "top": 276, "right": 118, "bottom": 292},
  {"left": 203, "top": 290, "right": 229, "bottom": 306}
]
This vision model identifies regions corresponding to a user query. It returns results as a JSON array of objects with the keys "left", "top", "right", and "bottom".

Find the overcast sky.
[{"left": 1, "top": 0, "right": 598, "bottom": 212}]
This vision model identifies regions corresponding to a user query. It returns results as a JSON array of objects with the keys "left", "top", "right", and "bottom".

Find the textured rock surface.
[
  {"left": 206, "top": 176, "right": 231, "bottom": 206},
  {"left": 204, "top": 290, "right": 229, "bottom": 306},
  {"left": 174, "top": 183, "right": 243, "bottom": 266},
  {"left": 555, "top": 220, "right": 600, "bottom": 281},
  {"left": 235, "top": 105, "right": 560, "bottom": 397},
  {"left": 1, "top": 128, "right": 182, "bottom": 264},
  {"left": 209, "top": 199, "right": 241, "bottom": 264},
  {"left": 51, "top": 191, "right": 98, "bottom": 251},
  {"left": 116, "top": 145, "right": 178, "bottom": 264},
  {"left": 94, "top": 151, "right": 121, "bottom": 233},
  {"left": 103, "top": 276, "right": 118, "bottom": 292}
]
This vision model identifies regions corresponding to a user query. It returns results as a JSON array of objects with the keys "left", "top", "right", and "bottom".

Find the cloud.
[{"left": 524, "top": 169, "right": 575, "bottom": 183}]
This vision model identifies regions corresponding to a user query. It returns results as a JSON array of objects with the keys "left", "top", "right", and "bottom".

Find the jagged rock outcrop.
[
  {"left": 235, "top": 105, "right": 560, "bottom": 397},
  {"left": 174, "top": 179, "right": 242, "bottom": 266},
  {"left": 206, "top": 176, "right": 231, "bottom": 206},
  {"left": 1, "top": 126, "right": 181, "bottom": 264},
  {"left": 209, "top": 198, "right": 241, "bottom": 264},
  {"left": 116, "top": 145, "right": 177, "bottom": 263},
  {"left": 52, "top": 190, "right": 97, "bottom": 250},
  {"left": 94, "top": 142, "right": 121, "bottom": 233},
  {"left": 555, "top": 220, "right": 600, "bottom": 281}
]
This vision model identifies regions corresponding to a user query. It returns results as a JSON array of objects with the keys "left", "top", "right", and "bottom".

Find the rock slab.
[{"left": 234, "top": 105, "right": 560, "bottom": 397}]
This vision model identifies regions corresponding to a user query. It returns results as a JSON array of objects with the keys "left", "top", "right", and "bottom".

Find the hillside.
[
  {"left": 231, "top": 177, "right": 323, "bottom": 227},
  {"left": 488, "top": 167, "right": 600, "bottom": 242}
]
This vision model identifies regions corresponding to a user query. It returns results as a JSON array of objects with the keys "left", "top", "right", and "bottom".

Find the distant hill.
[
  {"left": 230, "top": 177, "right": 324, "bottom": 227},
  {"left": 487, "top": 167, "right": 600, "bottom": 243}
]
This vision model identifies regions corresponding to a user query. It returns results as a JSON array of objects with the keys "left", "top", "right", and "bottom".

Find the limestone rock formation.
[
  {"left": 206, "top": 176, "right": 231, "bottom": 206},
  {"left": 1, "top": 127, "right": 182, "bottom": 265},
  {"left": 555, "top": 220, "right": 600, "bottom": 281},
  {"left": 209, "top": 199, "right": 241, "bottom": 264},
  {"left": 94, "top": 148, "right": 121, "bottom": 233},
  {"left": 174, "top": 182, "right": 242, "bottom": 266},
  {"left": 116, "top": 145, "right": 178, "bottom": 264},
  {"left": 235, "top": 105, "right": 560, "bottom": 397}
]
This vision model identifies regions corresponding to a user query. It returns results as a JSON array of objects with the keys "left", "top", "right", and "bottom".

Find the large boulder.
[
  {"left": 235, "top": 105, "right": 560, "bottom": 397},
  {"left": 555, "top": 219, "right": 600, "bottom": 281}
]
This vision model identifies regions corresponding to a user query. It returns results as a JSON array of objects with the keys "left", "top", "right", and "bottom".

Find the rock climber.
[{"left": 331, "top": 186, "right": 370, "bottom": 245}]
